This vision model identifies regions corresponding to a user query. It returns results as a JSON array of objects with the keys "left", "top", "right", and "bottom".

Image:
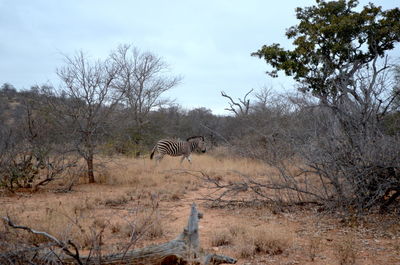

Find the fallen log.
[{"left": 67, "top": 203, "right": 236, "bottom": 264}]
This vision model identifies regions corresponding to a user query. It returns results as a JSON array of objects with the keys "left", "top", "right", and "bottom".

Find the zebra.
[{"left": 150, "top": 136, "right": 206, "bottom": 163}]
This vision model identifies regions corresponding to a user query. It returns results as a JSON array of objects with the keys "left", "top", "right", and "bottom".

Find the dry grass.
[
  {"left": 96, "top": 154, "right": 271, "bottom": 183},
  {"left": 2, "top": 194, "right": 120, "bottom": 248},
  {"left": 0, "top": 181, "right": 161, "bottom": 252},
  {"left": 228, "top": 223, "right": 248, "bottom": 238},
  {"left": 335, "top": 234, "right": 357, "bottom": 265},
  {"left": 218, "top": 222, "right": 294, "bottom": 259},
  {"left": 251, "top": 224, "right": 293, "bottom": 255},
  {"left": 1, "top": 154, "right": 399, "bottom": 265},
  {"left": 307, "top": 235, "right": 322, "bottom": 261},
  {"left": 210, "top": 229, "right": 234, "bottom": 247},
  {"left": 0, "top": 154, "right": 283, "bottom": 257},
  {"left": 136, "top": 210, "right": 164, "bottom": 240},
  {"left": 92, "top": 154, "right": 273, "bottom": 204}
]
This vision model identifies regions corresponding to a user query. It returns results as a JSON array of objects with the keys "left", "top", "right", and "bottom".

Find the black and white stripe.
[{"left": 150, "top": 136, "right": 206, "bottom": 163}]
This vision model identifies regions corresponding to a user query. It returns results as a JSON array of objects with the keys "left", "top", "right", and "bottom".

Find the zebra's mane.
[{"left": 186, "top": 136, "right": 204, "bottom": 141}]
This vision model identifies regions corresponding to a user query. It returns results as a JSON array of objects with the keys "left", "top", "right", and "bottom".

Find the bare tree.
[
  {"left": 221, "top": 89, "right": 253, "bottom": 117},
  {"left": 55, "top": 51, "right": 124, "bottom": 183},
  {"left": 110, "top": 44, "right": 181, "bottom": 146},
  {"left": 253, "top": 86, "right": 273, "bottom": 111}
]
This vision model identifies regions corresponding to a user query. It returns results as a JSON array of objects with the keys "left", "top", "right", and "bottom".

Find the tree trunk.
[{"left": 86, "top": 154, "right": 95, "bottom": 183}]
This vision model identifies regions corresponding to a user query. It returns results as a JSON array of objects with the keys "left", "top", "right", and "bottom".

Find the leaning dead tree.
[
  {"left": 221, "top": 89, "right": 253, "bottom": 117},
  {"left": 2, "top": 204, "right": 236, "bottom": 265}
]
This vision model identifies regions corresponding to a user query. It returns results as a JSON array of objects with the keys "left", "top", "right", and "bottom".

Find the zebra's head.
[{"left": 187, "top": 136, "right": 206, "bottom": 153}]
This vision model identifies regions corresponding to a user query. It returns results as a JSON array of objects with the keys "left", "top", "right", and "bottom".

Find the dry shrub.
[
  {"left": 146, "top": 220, "right": 164, "bottom": 239},
  {"left": 119, "top": 222, "right": 134, "bottom": 238},
  {"left": 144, "top": 210, "right": 164, "bottom": 239},
  {"left": 251, "top": 225, "right": 291, "bottom": 255},
  {"left": 72, "top": 198, "right": 97, "bottom": 214},
  {"left": 110, "top": 223, "right": 121, "bottom": 234},
  {"left": 335, "top": 235, "right": 357, "bottom": 265},
  {"left": 44, "top": 203, "right": 101, "bottom": 248},
  {"left": 102, "top": 195, "right": 129, "bottom": 207},
  {"left": 228, "top": 223, "right": 247, "bottom": 238},
  {"left": 208, "top": 146, "right": 236, "bottom": 160},
  {"left": 165, "top": 191, "right": 182, "bottom": 201},
  {"left": 81, "top": 224, "right": 106, "bottom": 250},
  {"left": 228, "top": 223, "right": 292, "bottom": 258},
  {"left": 122, "top": 208, "right": 164, "bottom": 240},
  {"left": 235, "top": 242, "right": 256, "bottom": 259},
  {"left": 210, "top": 229, "right": 233, "bottom": 247}
]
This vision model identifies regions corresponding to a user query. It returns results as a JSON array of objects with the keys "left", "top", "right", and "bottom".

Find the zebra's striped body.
[{"left": 150, "top": 136, "right": 206, "bottom": 163}]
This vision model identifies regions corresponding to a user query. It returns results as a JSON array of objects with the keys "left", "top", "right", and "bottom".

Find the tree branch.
[{"left": 2, "top": 216, "right": 83, "bottom": 265}]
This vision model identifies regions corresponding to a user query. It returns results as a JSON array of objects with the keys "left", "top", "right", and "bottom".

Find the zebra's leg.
[
  {"left": 155, "top": 154, "right": 164, "bottom": 164},
  {"left": 180, "top": 155, "right": 186, "bottom": 164},
  {"left": 180, "top": 155, "right": 192, "bottom": 164}
]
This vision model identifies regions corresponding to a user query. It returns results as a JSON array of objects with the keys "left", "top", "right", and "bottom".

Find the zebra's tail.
[{"left": 150, "top": 145, "right": 156, "bottom": 159}]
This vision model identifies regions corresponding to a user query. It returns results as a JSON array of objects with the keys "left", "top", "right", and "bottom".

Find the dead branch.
[
  {"left": 2, "top": 216, "right": 83, "bottom": 265},
  {"left": 179, "top": 169, "right": 324, "bottom": 209},
  {"left": 221, "top": 89, "right": 253, "bottom": 116}
]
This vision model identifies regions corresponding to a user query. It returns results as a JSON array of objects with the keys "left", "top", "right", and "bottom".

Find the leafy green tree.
[{"left": 253, "top": 0, "right": 400, "bottom": 98}]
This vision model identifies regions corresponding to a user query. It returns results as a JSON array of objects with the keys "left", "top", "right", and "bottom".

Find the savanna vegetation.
[{"left": 1, "top": 0, "right": 400, "bottom": 264}]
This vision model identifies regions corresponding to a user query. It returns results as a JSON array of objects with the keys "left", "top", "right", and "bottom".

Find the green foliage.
[{"left": 252, "top": 0, "right": 400, "bottom": 96}]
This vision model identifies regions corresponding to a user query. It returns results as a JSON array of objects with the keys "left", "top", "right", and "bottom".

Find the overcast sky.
[{"left": 1, "top": 0, "right": 399, "bottom": 115}]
